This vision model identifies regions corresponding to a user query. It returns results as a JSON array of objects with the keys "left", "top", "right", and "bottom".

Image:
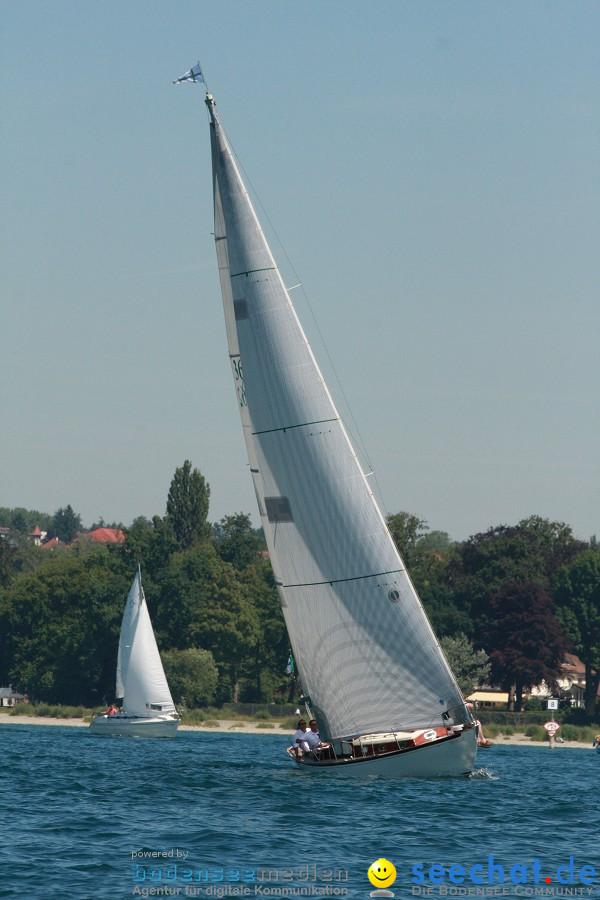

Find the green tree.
[
  {"left": 51, "top": 505, "right": 82, "bottom": 544},
  {"left": 386, "top": 512, "right": 428, "bottom": 563},
  {"left": 417, "top": 530, "right": 454, "bottom": 554},
  {"left": 519, "top": 515, "right": 588, "bottom": 571},
  {"left": 0, "top": 541, "right": 13, "bottom": 587},
  {"left": 11, "top": 511, "right": 28, "bottom": 533},
  {"left": 0, "top": 507, "right": 53, "bottom": 535},
  {"left": 161, "top": 647, "right": 218, "bottom": 707},
  {"left": 166, "top": 461, "right": 210, "bottom": 549},
  {"left": 555, "top": 551, "right": 600, "bottom": 718},
  {"left": 409, "top": 543, "right": 471, "bottom": 638},
  {"left": 194, "top": 561, "right": 260, "bottom": 704},
  {"left": 0, "top": 539, "right": 47, "bottom": 586},
  {"left": 449, "top": 517, "right": 586, "bottom": 631},
  {"left": 0, "top": 550, "right": 127, "bottom": 704},
  {"left": 151, "top": 544, "right": 260, "bottom": 703},
  {"left": 238, "top": 559, "right": 287, "bottom": 702},
  {"left": 213, "top": 513, "right": 264, "bottom": 570},
  {"left": 124, "top": 516, "right": 178, "bottom": 582},
  {"left": 440, "top": 633, "right": 490, "bottom": 695},
  {"left": 151, "top": 543, "right": 219, "bottom": 650}
]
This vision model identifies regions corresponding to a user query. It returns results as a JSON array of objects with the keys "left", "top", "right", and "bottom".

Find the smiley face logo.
[{"left": 367, "top": 858, "right": 396, "bottom": 889}]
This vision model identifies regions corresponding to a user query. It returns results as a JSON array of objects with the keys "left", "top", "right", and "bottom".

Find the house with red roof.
[
  {"left": 41, "top": 536, "right": 67, "bottom": 551},
  {"left": 84, "top": 527, "right": 125, "bottom": 544}
]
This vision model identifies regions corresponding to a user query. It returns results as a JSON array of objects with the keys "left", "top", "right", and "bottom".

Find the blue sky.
[{"left": 1, "top": 1, "right": 598, "bottom": 541}]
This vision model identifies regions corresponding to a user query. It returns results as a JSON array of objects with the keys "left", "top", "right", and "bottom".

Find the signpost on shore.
[{"left": 545, "top": 698, "right": 559, "bottom": 749}]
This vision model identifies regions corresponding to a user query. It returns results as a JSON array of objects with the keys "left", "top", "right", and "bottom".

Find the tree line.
[
  {"left": 0, "top": 464, "right": 598, "bottom": 717},
  {"left": 387, "top": 512, "right": 599, "bottom": 716}
]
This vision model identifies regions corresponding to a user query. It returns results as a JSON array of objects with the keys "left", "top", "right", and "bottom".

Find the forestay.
[{"left": 207, "top": 94, "right": 468, "bottom": 741}]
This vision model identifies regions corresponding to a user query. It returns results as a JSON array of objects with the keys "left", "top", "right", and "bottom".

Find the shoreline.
[
  {"left": 0, "top": 713, "right": 287, "bottom": 734},
  {"left": 0, "top": 713, "right": 595, "bottom": 749}
]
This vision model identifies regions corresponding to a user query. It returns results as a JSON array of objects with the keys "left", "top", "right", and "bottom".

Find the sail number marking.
[{"left": 232, "top": 357, "right": 247, "bottom": 407}]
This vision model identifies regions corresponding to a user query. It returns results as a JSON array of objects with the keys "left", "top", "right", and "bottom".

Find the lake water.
[{"left": 1, "top": 725, "right": 597, "bottom": 899}]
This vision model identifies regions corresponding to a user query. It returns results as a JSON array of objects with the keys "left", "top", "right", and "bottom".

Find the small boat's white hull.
[
  {"left": 89, "top": 714, "right": 179, "bottom": 738},
  {"left": 291, "top": 726, "right": 477, "bottom": 777}
]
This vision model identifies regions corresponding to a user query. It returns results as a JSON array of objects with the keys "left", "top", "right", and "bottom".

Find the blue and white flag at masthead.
[{"left": 173, "top": 63, "right": 205, "bottom": 85}]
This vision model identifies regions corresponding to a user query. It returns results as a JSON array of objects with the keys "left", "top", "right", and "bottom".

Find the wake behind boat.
[
  {"left": 180, "top": 65, "right": 476, "bottom": 775},
  {"left": 89, "top": 567, "right": 179, "bottom": 738}
]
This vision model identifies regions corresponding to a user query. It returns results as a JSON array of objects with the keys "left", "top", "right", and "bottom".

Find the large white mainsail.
[
  {"left": 116, "top": 566, "right": 176, "bottom": 718},
  {"left": 205, "top": 90, "right": 469, "bottom": 744}
]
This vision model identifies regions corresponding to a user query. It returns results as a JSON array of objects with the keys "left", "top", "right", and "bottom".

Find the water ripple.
[{"left": 1, "top": 725, "right": 596, "bottom": 898}]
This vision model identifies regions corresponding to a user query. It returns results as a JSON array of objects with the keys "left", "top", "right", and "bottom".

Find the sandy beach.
[
  {"left": 484, "top": 733, "right": 592, "bottom": 751},
  {"left": 0, "top": 712, "right": 287, "bottom": 734},
  {"left": 0, "top": 711, "right": 595, "bottom": 749}
]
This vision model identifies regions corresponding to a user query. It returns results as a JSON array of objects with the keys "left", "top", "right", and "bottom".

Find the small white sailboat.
[
  {"left": 89, "top": 567, "right": 179, "bottom": 738},
  {"left": 181, "top": 66, "right": 476, "bottom": 775}
]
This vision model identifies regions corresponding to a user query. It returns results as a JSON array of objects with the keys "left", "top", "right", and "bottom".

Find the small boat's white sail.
[
  {"left": 194, "top": 80, "right": 475, "bottom": 773},
  {"left": 116, "top": 566, "right": 176, "bottom": 718},
  {"left": 90, "top": 567, "right": 178, "bottom": 738}
]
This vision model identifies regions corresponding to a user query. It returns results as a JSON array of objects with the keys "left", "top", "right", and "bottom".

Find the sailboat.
[
  {"left": 89, "top": 567, "right": 179, "bottom": 738},
  {"left": 182, "top": 66, "right": 477, "bottom": 775}
]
